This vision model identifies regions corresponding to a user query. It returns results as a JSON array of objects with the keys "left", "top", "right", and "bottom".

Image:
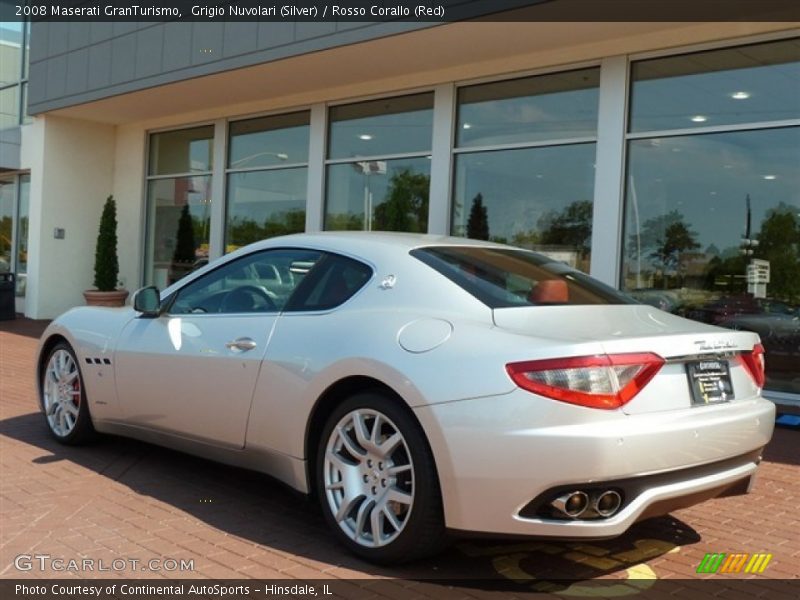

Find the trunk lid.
[{"left": 494, "top": 304, "right": 762, "bottom": 414}]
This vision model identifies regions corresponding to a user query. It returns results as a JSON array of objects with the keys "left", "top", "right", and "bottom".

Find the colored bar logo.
[{"left": 696, "top": 552, "right": 772, "bottom": 574}]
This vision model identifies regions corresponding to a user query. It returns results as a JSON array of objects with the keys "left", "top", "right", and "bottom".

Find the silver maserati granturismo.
[{"left": 37, "top": 232, "right": 774, "bottom": 563}]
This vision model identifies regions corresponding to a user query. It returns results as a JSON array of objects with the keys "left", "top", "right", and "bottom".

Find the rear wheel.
[
  {"left": 316, "top": 392, "right": 446, "bottom": 564},
  {"left": 41, "top": 342, "right": 94, "bottom": 444}
]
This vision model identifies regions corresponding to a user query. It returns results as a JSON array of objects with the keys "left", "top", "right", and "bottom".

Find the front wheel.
[
  {"left": 316, "top": 392, "right": 446, "bottom": 564},
  {"left": 40, "top": 342, "right": 95, "bottom": 444}
]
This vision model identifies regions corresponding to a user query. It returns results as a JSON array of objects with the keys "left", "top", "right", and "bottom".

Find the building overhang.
[{"left": 38, "top": 21, "right": 799, "bottom": 127}]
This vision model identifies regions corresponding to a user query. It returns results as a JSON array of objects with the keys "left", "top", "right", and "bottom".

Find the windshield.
[{"left": 411, "top": 246, "right": 634, "bottom": 309}]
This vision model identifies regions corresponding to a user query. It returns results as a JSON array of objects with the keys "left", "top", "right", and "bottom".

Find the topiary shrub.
[
  {"left": 93, "top": 195, "right": 119, "bottom": 292},
  {"left": 172, "top": 204, "right": 196, "bottom": 264}
]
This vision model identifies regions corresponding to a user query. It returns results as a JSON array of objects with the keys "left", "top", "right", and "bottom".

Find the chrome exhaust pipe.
[
  {"left": 551, "top": 491, "right": 590, "bottom": 518},
  {"left": 593, "top": 490, "right": 622, "bottom": 517}
]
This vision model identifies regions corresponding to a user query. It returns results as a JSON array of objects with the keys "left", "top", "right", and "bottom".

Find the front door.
[{"left": 114, "top": 248, "right": 322, "bottom": 448}]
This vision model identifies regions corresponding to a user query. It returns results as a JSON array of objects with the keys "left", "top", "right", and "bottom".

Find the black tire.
[
  {"left": 316, "top": 391, "right": 447, "bottom": 564},
  {"left": 40, "top": 342, "right": 95, "bottom": 445}
]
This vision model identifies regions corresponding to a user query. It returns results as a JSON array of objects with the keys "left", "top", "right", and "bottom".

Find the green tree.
[
  {"left": 652, "top": 219, "right": 701, "bottom": 271},
  {"left": 632, "top": 210, "right": 700, "bottom": 287},
  {"left": 538, "top": 200, "right": 593, "bottom": 255},
  {"left": 93, "top": 196, "right": 119, "bottom": 291},
  {"left": 757, "top": 203, "right": 800, "bottom": 302},
  {"left": 326, "top": 213, "right": 364, "bottom": 231},
  {"left": 228, "top": 216, "right": 264, "bottom": 247},
  {"left": 373, "top": 169, "right": 430, "bottom": 232},
  {"left": 466, "top": 193, "right": 489, "bottom": 240}
]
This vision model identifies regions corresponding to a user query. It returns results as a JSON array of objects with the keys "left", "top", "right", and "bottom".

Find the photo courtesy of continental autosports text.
[{"left": 14, "top": 583, "right": 332, "bottom": 597}]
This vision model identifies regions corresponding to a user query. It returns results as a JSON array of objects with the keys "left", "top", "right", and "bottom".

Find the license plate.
[{"left": 686, "top": 359, "right": 734, "bottom": 405}]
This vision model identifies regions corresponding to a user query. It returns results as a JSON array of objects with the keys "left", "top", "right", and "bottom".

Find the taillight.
[
  {"left": 506, "top": 353, "right": 665, "bottom": 409},
  {"left": 738, "top": 343, "right": 766, "bottom": 389}
]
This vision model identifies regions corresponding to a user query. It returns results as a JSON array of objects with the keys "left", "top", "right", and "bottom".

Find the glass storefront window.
[
  {"left": 226, "top": 111, "right": 310, "bottom": 250},
  {"left": 623, "top": 128, "right": 800, "bottom": 393},
  {"left": 326, "top": 158, "right": 430, "bottom": 232},
  {"left": 147, "top": 125, "right": 216, "bottom": 286},
  {"left": 457, "top": 68, "right": 600, "bottom": 147},
  {"left": 452, "top": 67, "right": 600, "bottom": 270},
  {"left": 452, "top": 144, "right": 596, "bottom": 271},
  {"left": 0, "top": 180, "right": 12, "bottom": 273},
  {"left": 630, "top": 39, "right": 800, "bottom": 133},
  {"left": 0, "top": 22, "right": 23, "bottom": 87},
  {"left": 626, "top": 39, "right": 800, "bottom": 397},
  {"left": 325, "top": 93, "right": 434, "bottom": 232},
  {"left": 16, "top": 174, "right": 29, "bottom": 296},
  {"left": 228, "top": 111, "right": 309, "bottom": 169},
  {"left": 0, "top": 86, "right": 18, "bottom": 130},
  {"left": 0, "top": 20, "right": 28, "bottom": 129},
  {"left": 0, "top": 175, "right": 28, "bottom": 295},
  {"left": 22, "top": 20, "right": 30, "bottom": 81},
  {"left": 146, "top": 176, "right": 213, "bottom": 288},
  {"left": 148, "top": 126, "right": 214, "bottom": 175},
  {"left": 226, "top": 168, "right": 307, "bottom": 249},
  {"left": 328, "top": 93, "right": 433, "bottom": 159}
]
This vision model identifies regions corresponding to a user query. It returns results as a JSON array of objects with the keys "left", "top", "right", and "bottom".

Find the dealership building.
[{"left": 0, "top": 7, "right": 798, "bottom": 401}]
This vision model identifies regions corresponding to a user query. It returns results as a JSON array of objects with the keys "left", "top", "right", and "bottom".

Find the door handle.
[{"left": 225, "top": 337, "right": 257, "bottom": 352}]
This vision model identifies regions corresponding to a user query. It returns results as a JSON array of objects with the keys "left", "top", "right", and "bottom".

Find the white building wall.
[
  {"left": 112, "top": 124, "right": 147, "bottom": 295},
  {"left": 22, "top": 115, "right": 116, "bottom": 319}
]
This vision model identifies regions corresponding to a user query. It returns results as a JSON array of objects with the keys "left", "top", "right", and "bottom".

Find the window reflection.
[
  {"left": 623, "top": 127, "right": 800, "bottom": 393},
  {"left": 16, "top": 175, "right": 29, "bottom": 296},
  {"left": 0, "top": 180, "right": 12, "bottom": 273},
  {"left": 325, "top": 93, "right": 433, "bottom": 232},
  {"left": 228, "top": 112, "right": 309, "bottom": 169},
  {"left": 226, "top": 168, "right": 307, "bottom": 250},
  {"left": 452, "top": 144, "right": 596, "bottom": 272},
  {"left": 225, "top": 112, "right": 310, "bottom": 250},
  {"left": 326, "top": 159, "right": 430, "bottom": 232},
  {"left": 0, "top": 22, "right": 24, "bottom": 87},
  {"left": 630, "top": 38, "right": 800, "bottom": 132},
  {"left": 0, "top": 86, "right": 18, "bottom": 130},
  {"left": 147, "top": 125, "right": 215, "bottom": 286},
  {"left": 328, "top": 93, "right": 433, "bottom": 159},
  {"left": 146, "top": 176, "right": 212, "bottom": 288},
  {"left": 457, "top": 68, "right": 600, "bottom": 147},
  {"left": 149, "top": 126, "right": 214, "bottom": 175}
]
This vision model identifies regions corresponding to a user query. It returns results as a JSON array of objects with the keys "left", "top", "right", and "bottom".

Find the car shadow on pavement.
[
  {"left": 0, "top": 317, "right": 50, "bottom": 339},
  {"left": 1, "top": 411, "right": 702, "bottom": 588}
]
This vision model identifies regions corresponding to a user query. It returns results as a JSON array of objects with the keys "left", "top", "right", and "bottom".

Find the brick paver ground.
[{"left": 1, "top": 317, "right": 798, "bottom": 594}]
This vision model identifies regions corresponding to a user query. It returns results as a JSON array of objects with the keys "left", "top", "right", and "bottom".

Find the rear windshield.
[{"left": 411, "top": 246, "right": 633, "bottom": 309}]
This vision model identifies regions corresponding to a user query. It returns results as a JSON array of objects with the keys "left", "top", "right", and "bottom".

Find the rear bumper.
[{"left": 415, "top": 391, "right": 775, "bottom": 537}]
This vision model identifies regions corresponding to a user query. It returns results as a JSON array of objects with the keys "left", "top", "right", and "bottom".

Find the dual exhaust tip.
[{"left": 551, "top": 489, "right": 622, "bottom": 519}]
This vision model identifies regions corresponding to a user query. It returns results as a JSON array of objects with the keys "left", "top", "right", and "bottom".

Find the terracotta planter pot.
[{"left": 83, "top": 289, "right": 129, "bottom": 307}]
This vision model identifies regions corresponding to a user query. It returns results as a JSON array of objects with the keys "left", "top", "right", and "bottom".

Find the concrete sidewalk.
[{"left": 1, "top": 318, "right": 797, "bottom": 593}]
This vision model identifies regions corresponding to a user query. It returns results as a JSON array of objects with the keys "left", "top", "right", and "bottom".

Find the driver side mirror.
[{"left": 133, "top": 286, "right": 162, "bottom": 318}]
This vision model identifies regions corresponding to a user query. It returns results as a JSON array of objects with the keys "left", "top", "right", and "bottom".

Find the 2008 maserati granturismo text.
[{"left": 37, "top": 232, "right": 774, "bottom": 563}]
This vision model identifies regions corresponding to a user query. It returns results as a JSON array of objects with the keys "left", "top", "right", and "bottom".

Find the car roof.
[{"left": 251, "top": 231, "right": 509, "bottom": 254}]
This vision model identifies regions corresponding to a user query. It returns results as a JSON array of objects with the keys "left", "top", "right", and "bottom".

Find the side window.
[
  {"left": 286, "top": 253, "right": 372, "bottom": 312},
  {"left": 169, "top": 248, "right": 322, "bottom": 315}
]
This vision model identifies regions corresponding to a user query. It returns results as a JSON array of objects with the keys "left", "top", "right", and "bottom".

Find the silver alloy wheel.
[
  {"left": 323, "top": 408, "right": 415, "bottom": 548},
  {"left": 43, "top": 349, "right": 82, "bottom": 437}
]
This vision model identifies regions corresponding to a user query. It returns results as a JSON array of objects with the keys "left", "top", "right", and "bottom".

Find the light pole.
[{"left": 740, "top": 194, "right": 759, "bottom": 256}]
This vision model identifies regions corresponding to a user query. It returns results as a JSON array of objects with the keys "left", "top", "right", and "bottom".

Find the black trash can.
[{"left": 0, "top": 273, "right": 16, "bottom": 321}]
